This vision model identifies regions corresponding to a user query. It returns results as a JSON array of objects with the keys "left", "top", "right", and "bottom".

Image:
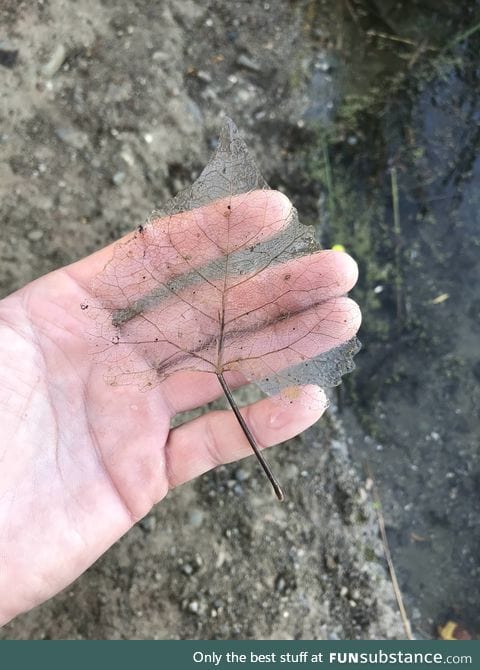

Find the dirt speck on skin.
[{"left": 0, "top": 0, "right": 403, "bottom": 639}]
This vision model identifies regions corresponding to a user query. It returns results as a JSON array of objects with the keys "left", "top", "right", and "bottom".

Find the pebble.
[
  {"left": 120, "top": 146, "right": 135, "bottom": 167},
  {"left": 55, "top": 127, "right": 89, "bottom": 150},
  {"left": 112, "top": 171, "right": 126, "bottom": 186},
  {"left": 28, "top": 229, "right": 44, "bottom": 241},
  {"left": 315, "top": 57, "right": 331, "bottom": 72},
  {"left": 139, "top": 515, "right": 156, "bottom": 533},
  {"left": 188, "top": 509, "right": 204, "bottom": 527},
  {"left": 234, "top": 467, "right": 250, "bottom": 482},
  {"left": 324, "top": 554, "right": 337, "bottom": 571},
  {"left": 236, "top": 53, "right": 261, "bottom": 72},
  {"left": 182, "top": 563, "right": 194, "bottom": 576},
  {"left": 196, "top": 70, "right": 212, "bottom": 83},
  {"left": 187, "top": 600, "right": 199, "bottom": 614},
  {"left": 42, "top": 44, "right": 66, "bottom": 77}
]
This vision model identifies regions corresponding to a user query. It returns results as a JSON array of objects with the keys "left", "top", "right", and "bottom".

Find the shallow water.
[{"left": 300, "top": 0, "right": 480, "bottom": 634}]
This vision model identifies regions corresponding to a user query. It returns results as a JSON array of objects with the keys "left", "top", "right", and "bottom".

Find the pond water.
[{"left": 300, "top": 0, "right": 480, "bottom": 635}]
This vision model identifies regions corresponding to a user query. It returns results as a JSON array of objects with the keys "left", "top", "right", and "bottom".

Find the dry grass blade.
[{"left": 367, "top": 465, "right": 413, "bottom": 640}]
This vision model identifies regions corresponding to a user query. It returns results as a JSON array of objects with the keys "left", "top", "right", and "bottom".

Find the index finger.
[{"left": 67, "top": 189, "right": 293, "bottom": 292}]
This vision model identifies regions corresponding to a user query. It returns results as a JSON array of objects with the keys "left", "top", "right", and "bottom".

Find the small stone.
[
  {"left": 235, "top": 88, "right": 252, "bottom": 104},
  {"left": 236, "top": 53, "right": 261, "bottom": 72},
  {"left": 112, "top": 171, "right": 126, "bottom": 186},
  {"left": 182, "top": 563, "right": 193, "bottom": 576},
  {"left": 188, "top": 600, "right": 199, "bottom": 614},
  {"left": 234, "top": 467, "right": 250, "bottom": 482},
  {"left": 42, "top": 44, "right": 66, "bottom": 77},
  {"left": 315, "top": 58, "right": 330, "bottom": 72},
  {"left": 196, "top": 70, "right": 212, "bottom": 83},
  {"left": 120, "top": 146, "right": 135, "bottom": 167},
  {"left": 28, "top": 229, "right": 44, "bottom": 242},
  {"left": 55, "top": 127, "right": 89, "bottom": 150},
  {"left": 324, "top": 554, "right": 337, "bottom": 571},
  {"left": 152, "top": 51, "right": 168, "bottom": 62},
  {"left": 188, "top": 509, "right": 204, "bottom": 527},
  {"left": 139, "top": 515, "right": 156, "bottom": 533}
]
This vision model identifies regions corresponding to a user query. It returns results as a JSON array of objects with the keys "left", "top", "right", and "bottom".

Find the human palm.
[{"left": 0, "top": 191, "right": 360, "bottom": 624}]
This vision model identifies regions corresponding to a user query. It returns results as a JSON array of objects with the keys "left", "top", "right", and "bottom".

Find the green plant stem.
[{"left": 446, "top": 19, "right": 480, "bottom": 50}]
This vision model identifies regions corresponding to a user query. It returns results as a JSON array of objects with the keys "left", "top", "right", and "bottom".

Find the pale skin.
[{"left": 0, "top": 191, "right": 360, "bottom": 625}]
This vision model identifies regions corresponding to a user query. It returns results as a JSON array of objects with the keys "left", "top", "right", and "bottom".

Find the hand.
[{"left": 0, "top": 190, "right": 360, "bottom": 624}]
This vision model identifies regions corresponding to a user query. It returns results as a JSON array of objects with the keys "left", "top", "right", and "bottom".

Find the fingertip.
[
  {"left": 269, "top": 384, "right": 328, "bottom": 431},
  {"left": 342, "top": 296, "right": 362, "bottom": 338},
  {"left": 298, "top": 384, "right": 329, "bottom": 414},
  {"left": 320, "top": 249, "right": 359, "bottom": 292}
]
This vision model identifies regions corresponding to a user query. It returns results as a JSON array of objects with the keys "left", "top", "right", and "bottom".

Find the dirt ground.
[{"left": 0, "top": 0, "right": 404, "bottom": 639}]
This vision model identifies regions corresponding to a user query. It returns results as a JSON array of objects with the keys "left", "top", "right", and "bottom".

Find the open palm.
[{"left": 0, "top": 191, "right": 360, "bottom": 625}]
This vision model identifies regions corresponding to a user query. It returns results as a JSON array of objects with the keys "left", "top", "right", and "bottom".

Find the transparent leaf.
[{"left": 87, "top": 119, "right": 360, "bottom": 398}]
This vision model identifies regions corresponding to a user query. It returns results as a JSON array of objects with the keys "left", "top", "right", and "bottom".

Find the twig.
[
  {"left": 366, "top": 29, "right": 437, "bottom": 54},
  {"left": 366, "top": 464, "right": 413, "bottom": 640}
]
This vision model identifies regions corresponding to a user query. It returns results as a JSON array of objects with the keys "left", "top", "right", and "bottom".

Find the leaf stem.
[{"left": 217, "top": 372, "right": 285, "bottom": 502}]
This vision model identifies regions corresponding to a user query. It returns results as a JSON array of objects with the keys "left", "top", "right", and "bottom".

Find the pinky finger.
[{"left": 164, "top": 385, "right": 328, "bottom": 494}]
